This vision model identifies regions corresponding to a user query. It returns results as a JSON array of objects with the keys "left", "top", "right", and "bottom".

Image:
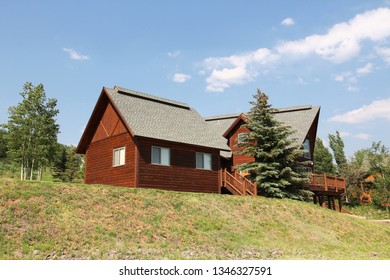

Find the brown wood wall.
[
  {"left": 229, "top": 121, "right": 255, "bottom": 169},
  {"left": 85, "top": 132, "right": 136, "bottom": 187},
  {"left": 137, "top": 137, "right": 220, "bottom": 193}
]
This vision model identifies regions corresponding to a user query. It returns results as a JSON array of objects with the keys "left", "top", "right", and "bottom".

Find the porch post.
[
  {"left": 338, "top": 196, "right": 343, "bottom": 213},
  {"left": 321, "top": 194, "right": 326, "bottom": 208},
  {"left": 327, "top": 196, "right": 332, "bottom": 209}
]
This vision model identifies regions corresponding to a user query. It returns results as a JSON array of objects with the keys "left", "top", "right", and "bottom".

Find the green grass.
[
  {"left": 0, "top": 177, "right": 389, "bottom": 260},
  {"left": 344, "top": 204, "right": 390, "bottom": 220}
]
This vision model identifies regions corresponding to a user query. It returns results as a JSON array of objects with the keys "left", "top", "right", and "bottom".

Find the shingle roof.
[
  {"left": 205, "top": 105, "right": 320, "bottom": 146},
  {"left": 106, "top": 86, "right": 230, "bottom": 150},
  {"left": 273, "top": 105, "right": 320, "bottom": 145}
]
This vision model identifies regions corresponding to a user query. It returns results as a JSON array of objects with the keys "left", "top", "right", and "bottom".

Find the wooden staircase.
[{"left": 220, "top": 169, "right": 257, "bottom": 196}]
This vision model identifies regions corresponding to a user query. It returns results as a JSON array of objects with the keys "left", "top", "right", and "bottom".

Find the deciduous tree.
[{"left": 4, "top": 82, "right": 59, "bottom": 180}]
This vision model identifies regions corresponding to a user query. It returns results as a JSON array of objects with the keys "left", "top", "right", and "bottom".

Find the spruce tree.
[
  {"left": 313, "top": 137, "right": 335, "bottom": 175},
  {"left": 236, "top": 89, "right": 310, "bottom": 199}
]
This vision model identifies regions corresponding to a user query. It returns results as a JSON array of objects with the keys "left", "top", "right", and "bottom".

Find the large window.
[
  {"left": 196, "top": 152, "right": 212, "bottom": 170},
  {"left": 303, "top": 139, "right": 311, "bottom": 159},
  {"left": 151, "top": 146, "right": 170, "bottom": 166},
  {"left": 113, "top": 147, "right": 125, "bottom": 167}
]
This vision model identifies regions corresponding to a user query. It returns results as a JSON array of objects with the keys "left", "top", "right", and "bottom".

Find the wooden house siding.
[
  {"left": 85, "top": 132, "right": 137, "bottom": 187},
  {"left": 228, "top": 120, "right": 254, "bottom": 169},
  {"left": 83, "top": 98, "right": 137, "bottom": 187},
  {"left": 137, "top": 137, "right": 220, "bottom": 193}
]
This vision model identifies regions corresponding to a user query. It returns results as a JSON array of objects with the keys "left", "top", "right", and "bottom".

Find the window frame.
[
  {"left": 151, "top": 146, "right": 171, "bottom": 166},
  {"left": 113, "top": 147, "right": 126, "bottom": 167},
  {"left": 196, "top": 152, "right": 212, "bottom": 170}
]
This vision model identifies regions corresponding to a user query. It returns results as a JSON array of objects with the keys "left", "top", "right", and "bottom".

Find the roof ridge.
[
  {"left": 272, "top": 105, "right": 314, "bottom": 114},
  {"left": 205, "top": 113, "right": 241, "bottom": 121},
  {"left": 113, "top": 86, "right": 190, "bottom": 109}
]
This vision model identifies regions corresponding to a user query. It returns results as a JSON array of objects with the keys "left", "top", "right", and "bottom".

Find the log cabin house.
[{"left": 77, "top": 86, "right": 346, "bottom": 210}]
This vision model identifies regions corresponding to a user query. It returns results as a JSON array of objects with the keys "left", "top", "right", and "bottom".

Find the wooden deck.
[
  {"left": 221, "top": 170, "right": 346, "bottom": 212},
  {"left": 306, "top": 173, "right": 346, "bottom": 212},
  {"left": 307, "top": 173, "right": 346, "bottom": 195}
]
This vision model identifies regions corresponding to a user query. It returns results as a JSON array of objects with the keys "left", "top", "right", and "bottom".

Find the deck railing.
[
  {"left": 222, "top": 169, "right": 257, "bottom": 196},
  {"left": 309, "top": 173, "right": 346, "bottom": 193}
]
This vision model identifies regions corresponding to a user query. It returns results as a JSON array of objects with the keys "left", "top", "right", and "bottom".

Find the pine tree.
[
  {"left": 4, "top": 82, "right": 59, "bottom": 180},
  {"left": 236, "top": 89, "right": 310, "bottom": 199},
  {"left": 53, "top": 144, "right": 84, "bottom": 182},
  {"left": 313, "top": 138, "right": 335, "bottom": 175},
  {"left": 328, "top": 131, "right": 347, "bottom": 174}
]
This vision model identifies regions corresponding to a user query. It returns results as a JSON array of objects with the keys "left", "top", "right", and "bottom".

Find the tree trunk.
[
  {"left": 30, "top": 158, "right": 34, "bottom": 180},
  {"left": 20, "top": 162, "right": 24, "bottom": 181}
]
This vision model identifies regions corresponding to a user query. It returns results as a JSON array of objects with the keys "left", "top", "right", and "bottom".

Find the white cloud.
[
  {"left": 376, "top": 47, "right": 390, "bottom": 63},
  {"left": 172, "top": 73, "right": 191, "bottom": 83},
  {"left": 63, "top": 48, "right": 90, "bottom": 61},
  {"left": 276, "top": 8, "right": 390, "bottom": 63},
  {"left": 330, "top": 98, "right": 390, "bottom": 123},
  {"left": 202, "top": 8, "right": 390, "bottom": 92},
  {"left": 356, "top": 63, "right": 373, "bottom": 76},
  {"left": 203, "top": 48, "right": 279, "bottom": 92},
  {"left": 168, "top": 50, "right": 181, "bottom": 58},
  {"left": 281, "top": 18, "right": 295, "bottom": 26},
  {"left": 339, "top": 131, "right": 351, "bottom": 137},
  {"left": 354, "top": 133, "right": 371, "bottom": 140},
  {"left": 333, "top": 63, "right": 373, "bottom": 92},
  {"left": 333, "top": 72, "right": 353, "bottom": 82},
  {"left": 347, "top": 85, "right": 359, "bottom": 92}
]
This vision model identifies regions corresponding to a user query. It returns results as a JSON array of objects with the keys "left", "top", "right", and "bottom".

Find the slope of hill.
[{"left": 0, "top": 178, "right": 389, "bottom": 260}]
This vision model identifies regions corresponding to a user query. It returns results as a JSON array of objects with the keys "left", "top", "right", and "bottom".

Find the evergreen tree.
[
  {"left": 236, "top": 89, "right": 310, "bottom": 199},
  {"left": 4, "top": 82, "right": 59, "bottom": 180},
  {"left": 328, "top": 131, "right": 347, "bottom": 174},
  {"left": 313, "top": 137, "right": 335, "bottom": 175},
  {"left": 53, "top": 144, "right": 84, "bottom": 182}
]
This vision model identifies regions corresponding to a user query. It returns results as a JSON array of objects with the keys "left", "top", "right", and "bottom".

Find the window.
[
  {"left": 303, "top": 139, "right": 311, "bottom": 159},
  {"left": 238, "top": 133, "right": 249, "bottom": 144},
  {"left": 151, "top": 146, "right": 170, "bottom": 165},
  {"left": 196, "top": 153, "right": 212, "bottom": 170},
  {"left": 113, "top": 147, "right": 125, "bottom": 167}
]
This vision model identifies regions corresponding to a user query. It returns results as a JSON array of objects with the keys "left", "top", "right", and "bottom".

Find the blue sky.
[{"left": 1, "top": 0, "right": 390, "bottom": 157}]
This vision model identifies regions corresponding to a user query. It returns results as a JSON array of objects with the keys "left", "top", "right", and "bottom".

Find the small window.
[
  {"left": 196, "top": 153, "right": 212, "bottom": 170},
  {"left": 151, "top": 146, "right": 170, "bottom": 165},
  {"left": 113, "top": 147, "right": 125, "bottom": 167},
  {"left": 303, "top": 139, "right": 311, "bottom": 159},
  {"left": 238, "top": 133, "right": 249, "bottom": 144}
]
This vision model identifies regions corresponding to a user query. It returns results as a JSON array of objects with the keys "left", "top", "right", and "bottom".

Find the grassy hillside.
[{"left": 0, "top": 178, "right": 389, "bottom": 260}]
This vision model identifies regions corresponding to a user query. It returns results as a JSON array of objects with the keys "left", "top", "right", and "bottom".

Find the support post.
[
  {"left": 321, "top": 194, "right": 326, "bottom": 208},
  {"left": 313, "top": 194, "right": 318, "bottom": 205},
  {"left": 327, "top": 196, "right": 332, "bottom": 209},
  {"left": 331, "top": 196, "right": 336, "bottom": 210},
  {"left": 338, "top": 196, "right": 343, "bottom": 213}
]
